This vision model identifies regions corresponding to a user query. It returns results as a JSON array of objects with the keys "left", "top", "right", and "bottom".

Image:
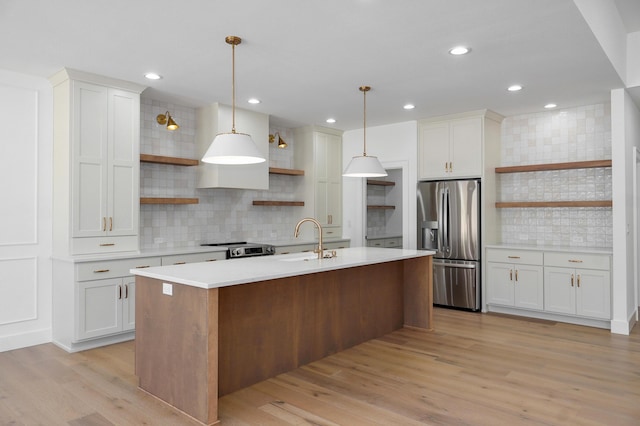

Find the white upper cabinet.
[
  {"left": 196, "top": 103, "right": 269, "bottom": 190},
  {"left": 293, "top": 126, "right": 343, "bottom": 239},
  {"left": 418, "top": 110, "right": 503, "bottom": 180},
  {"left": 50, "top": 68, "right": 144, "bottom": 255}
]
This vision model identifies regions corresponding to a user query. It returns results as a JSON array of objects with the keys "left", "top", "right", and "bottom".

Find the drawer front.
[
  {"left": 486, "top": 248, "right": 542, "bottom": 265},
  {"left": 275, "top": 244, "right": 316, "bottom": 255},
  {"left": 71, "top": 236, "right": 138, "bottom": 255},
  {"left": 544, "top": 252, "right": 610, "bottom": 270},
  {"left": 161, "top": 251, "right": 226, "bottom": 265},
  {"left": 321, "top": 227, "right": 342, "bottom": 239},
  {"left": 77, "top": 257, "right": 161, "bottom": 281},
  {"left": 367, "top": 239, "right": 385, "bottom": 248},
  {"left": 324, "top": 240, "right": 349, "bottom": 250},
  {"left": 384, "top": 237, "right": 402, "bottom": 248}
]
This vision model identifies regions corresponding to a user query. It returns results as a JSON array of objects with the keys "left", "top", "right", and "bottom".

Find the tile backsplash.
[
  {"left": 139, "top": 98, "right": 302, "bottom": 250},
  {"left": 498, "top": 103, "right": 612, "bottom": 247}
]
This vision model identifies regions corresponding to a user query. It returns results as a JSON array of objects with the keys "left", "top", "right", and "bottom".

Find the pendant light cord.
[
  {"left": 360, "top": 86, "right": 371, "bottom": 157},
  {"left": 231, "top": 41, "right": 236, "bottom": 134}
]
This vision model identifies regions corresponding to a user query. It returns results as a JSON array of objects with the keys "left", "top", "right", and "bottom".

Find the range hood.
[{"left": 196, "top": 103, "right": 269, "bottom": 190}]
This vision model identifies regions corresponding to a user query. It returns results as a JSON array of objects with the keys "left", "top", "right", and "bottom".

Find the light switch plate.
[{"left": 162, "top": 282, "right": 173, "bottom": 296}]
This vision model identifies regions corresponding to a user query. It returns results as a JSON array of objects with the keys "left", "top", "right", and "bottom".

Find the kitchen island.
[{"left": 130, "top": 247, "right": 434, "bottom": 425}]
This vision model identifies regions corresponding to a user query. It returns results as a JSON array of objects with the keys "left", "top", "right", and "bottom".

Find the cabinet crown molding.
[
  {"left": 418, "top": 109, "right": 504, "bottom": 124},
  {"left": 49, "top": 68, "right": 147, "bottom": 93}
]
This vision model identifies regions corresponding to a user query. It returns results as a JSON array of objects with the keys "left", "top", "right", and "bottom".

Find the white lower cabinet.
[
  {"left": 366, "top": 237, "right": 403, "bottom": 249},
  {"left": 486, "top": 249, "right": 544, "bottom": 310},
  {"left": 543, "top": 252, "right": 611, "bottom": 320},
  {"left": 486, "top": 247, "right": 612, "bottom": 328}
]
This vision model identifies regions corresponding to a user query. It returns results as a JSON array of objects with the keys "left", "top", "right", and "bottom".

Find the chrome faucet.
[{"left": 294, "top": 217, "right": 324, "bottom": 259}]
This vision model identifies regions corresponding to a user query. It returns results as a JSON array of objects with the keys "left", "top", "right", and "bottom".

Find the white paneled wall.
[
  {"left": 0, "top": 71, "right": 53, "bottom": 352},
  {"left": 139, "top": 98, "right": 303, "bottom": 249},
  {"left": 498, "top": 103, "right": 612, "bottom": 247}
]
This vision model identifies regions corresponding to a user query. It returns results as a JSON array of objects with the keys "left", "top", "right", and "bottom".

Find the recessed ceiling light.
[
  {"left": 449, "top": 46, "right": 470, "bottom": 55},
  {"left": 144, "top": 72, "right": 162, "bottom": 80},
  {"left": 403, "top": 104, "right": 415, "bottom": 110},
  {"left": 507, "top": 85, "right": 523, "bottom": 92},
  {"left": 544, "top": 103, "right": 557, "bottom": 109},
  {"left": 248, "top": 98, "right": 261, "bottom": 104},
  {"left": 326, "top": 118, "right": 336, "bottom": 124}
]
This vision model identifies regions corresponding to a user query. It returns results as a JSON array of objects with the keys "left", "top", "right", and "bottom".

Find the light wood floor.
[{"left": 1, "top": 308, "right": 639, "bottom": 425}]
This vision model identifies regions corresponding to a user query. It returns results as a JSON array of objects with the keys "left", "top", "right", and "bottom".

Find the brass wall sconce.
[
  {"left": 269, "top": 133, "right": 288, "bottom": 148},
  {"left": 156, "top": 111, "right": 179, "bottom": 131}
]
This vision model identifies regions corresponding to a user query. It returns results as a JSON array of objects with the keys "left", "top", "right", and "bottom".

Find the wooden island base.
[{"left": 135, "top": 256, "right": 432, "bottom": 425}]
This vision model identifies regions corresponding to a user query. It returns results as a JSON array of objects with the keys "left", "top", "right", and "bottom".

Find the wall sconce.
[
  {"left": 156, "top": 111, "right": 179, "bottom": 131},
  {"left": 269, "top": 133, "right": 288, "bottom": 148}
]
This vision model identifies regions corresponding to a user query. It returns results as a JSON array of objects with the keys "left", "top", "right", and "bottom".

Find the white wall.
[
  {"left": 342, "top": 121, "right": 417, "bottom": 248},
  {"left": 0, "top": 70, "right": 53, "bottom": 351},
  {"left": 611, "top": 88, "right": 640, "bottom": 334}
]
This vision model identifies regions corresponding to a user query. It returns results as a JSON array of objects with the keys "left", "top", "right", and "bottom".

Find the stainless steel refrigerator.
[{"left": 417, "top": 179, "right": 480, "bottom": 311}]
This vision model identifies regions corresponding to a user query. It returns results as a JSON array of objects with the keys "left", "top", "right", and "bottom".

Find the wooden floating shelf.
[
  {"left": 141, "top": 197, "right": 199, "bottom": 205},
  {"left": 496, "top": 201, "right": 612, "bottom": 208},
  {"left": 269, "top": 167, "right": 305, "bottom": 176},
  {"left": 140, "top": 154, "right": 199, "bottom": 166},
  {"left": 252, "top": 201, "right": 305, "bottom": 207},
  {"left": 367, "top": 179, "right": 396, "bottom": 186},
  {"left": 368, "top": 205, "right": 396, "bottom": 210},
  {"left": 495, "top": 159, "right": 611, "bottom": 174}
]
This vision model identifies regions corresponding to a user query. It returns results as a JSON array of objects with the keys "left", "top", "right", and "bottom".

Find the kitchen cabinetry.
[
  {"left": 273, "top": 240, "right": 350, "bottom": 254},
  {"left": 50, "top": 68, "right": 145, "bottom": 255},
  {"left": 486, "top": 246, "right": 612, "bottom": 328},
  {"left": 196, "top": 103, "right": 269, "bottom": 190},
  {"left": 418, "top": 110, "right": 503, "bottom": 180},
  {"left": 293, "top": 126, "right": 344, "bottom": 238},
  {"left": 366, "top": 237, "right": 403, "bottom": 249},
  {"left": 160, "top": 251, "right": 226, "bottom": 265},
  {"left": 543, "top": 252, "right": 611, "bottom": 320},
  {"left": 486, "top": 248, "right": 544, "bottom": 310}
]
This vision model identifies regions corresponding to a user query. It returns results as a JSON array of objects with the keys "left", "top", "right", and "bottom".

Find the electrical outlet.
[{"left": 162, "top": 283, "right": 173, "bottom": 296}]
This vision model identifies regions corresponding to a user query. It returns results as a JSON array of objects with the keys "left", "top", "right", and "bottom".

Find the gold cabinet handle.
[
  {"left": 508, "top": 256, "right": 520, "bottom": 259},
  {"left": 102, "top": 217, "right": 106, "bottom": 232},
  {"left": 135, "top": 265, "right": 151, "bottom": 269},
  {"left": 571, "top": 273, "right": 574, "bottom": 287},
  {"left": 109, "top": 217, "right": 113, "bottom": 231},
  {"left": 515, "top": 270, "right": 518, "bottom": 282},
  {"left": 93, "top": 269, "right": 110, "bottom": 273},
  {"left": 118, "top": 285, "right": 122, "bottom": 300},
  {"left": 577, "top": 275, "right": 581, "bottom": 287},
  {"left": 125, "top": 284, "right": 129, "bottom": 299},
  {"left": 173, "top": 262, "right": 186, "bottom": 265},
  {"left": 449, "top": 161, "right": 453, "bottom": 172},
  {"left": 444, "top": 162, "right": 448, "bottom": 172},
  {"left": 205, "top": 259, "right": 218, "bottom": 262},
  {"left": 568, "top": 259, "right": 583, "bottom": 263},
  {"left": 99, "top": 243, "right": 115, "bottom": 247},
  {"left": 510, "top": 269, "right": 513, "bottom": 281}
]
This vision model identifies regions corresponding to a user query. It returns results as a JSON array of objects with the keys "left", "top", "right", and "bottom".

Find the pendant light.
[
  {"left": 342, "top": 86, "right": 387, "bottom": 177},
  {"left": 201, "top": 36, "right": 265, "bottom": 165}
]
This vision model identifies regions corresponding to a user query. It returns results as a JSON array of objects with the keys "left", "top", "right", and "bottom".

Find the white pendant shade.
[
  {"left": 342, "top": 155, "right": 387, "bottom": 177},
  {"left": 201, "top": 132, "right": 266, "bottom": 165}
]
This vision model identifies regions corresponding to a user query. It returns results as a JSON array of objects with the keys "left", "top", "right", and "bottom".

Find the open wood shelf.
[
  {"left": 269, "top": 167, "right": 305, "bottom": 176},
  {"left": 140, "top": 154, "right": 199, "bottom": 166},
  {"left": 140, "top": 197, "right": 199, "bottom": 205},
  {"left": 252, "top": 201, "right": 305, "bottom": 207},
  {"left": 496, "top": 201, "right": 612, "bottom": 208},
  {"left": 367, "top": 179, "right": 395, "bottom": 186},
  {"left": 495, "top": 159, "right": 611, "bottom": 174},
  {"left": 367, "top": 205, "right": 396, "bottom": 210}
]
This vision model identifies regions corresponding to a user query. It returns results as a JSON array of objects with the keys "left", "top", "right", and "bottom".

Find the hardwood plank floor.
[{"left": 1, "top": 308, "right": 638, "bottom": 425}]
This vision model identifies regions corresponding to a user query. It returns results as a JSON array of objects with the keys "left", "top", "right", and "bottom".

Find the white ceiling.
[{"left": 0, "top": 0, "right": 632, "bottom": 130}]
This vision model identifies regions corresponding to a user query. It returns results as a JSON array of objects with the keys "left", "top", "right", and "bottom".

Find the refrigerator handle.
[
  {"left": 437, "top": 187, "right": 445, "bottom": 252},
  {"left": 443, "top": 188, "right": 450, "bottom": 253}
]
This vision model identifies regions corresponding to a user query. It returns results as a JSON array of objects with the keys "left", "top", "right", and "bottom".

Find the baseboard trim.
[
  {"left": 610, "top": 309, "right": 638, "bottom": 335},
  {"left": 0, "top": 328, "right": 52, "bottom": 353}
]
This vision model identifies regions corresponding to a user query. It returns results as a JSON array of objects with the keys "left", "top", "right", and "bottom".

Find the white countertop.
[
  {"left": 130, "top": 247, "right": 434, "bottom": 289},
  {"left": 485, "top": 244, "right": 613, "bottom": 255}
]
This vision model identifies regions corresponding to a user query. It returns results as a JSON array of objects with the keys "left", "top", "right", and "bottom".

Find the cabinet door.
[
  {"left": 514, "top": 265, "right": 544, "bottom": 310},
  {"left": 107, "top": 89, "right": 139, "bottom": 236},
  {"left": 544, "top": 267, "right": 576, "bottom": 315},
  {"left": 486, "top": 262, "right": 514, "bottom": 306},
  {"left": 449, "top": 117, "right": 482, "bottom": 178},
  {"left": 418, "top": 122, "right": 449, "bottom": 179},
  {"left": 315, "top": 131, "right": 342, "bottom": 227},
  {"left": 76, "top": 278, "right": 123, "bottom": 340},
  {"left": 122, "top": 277, "right": 135, "bottom": 331},
  {"left": 576, "top": 269, "right": 611, "bottom": 319},
  {"left": 73, "top": 82, "right": 109, "bottom": 237}
]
